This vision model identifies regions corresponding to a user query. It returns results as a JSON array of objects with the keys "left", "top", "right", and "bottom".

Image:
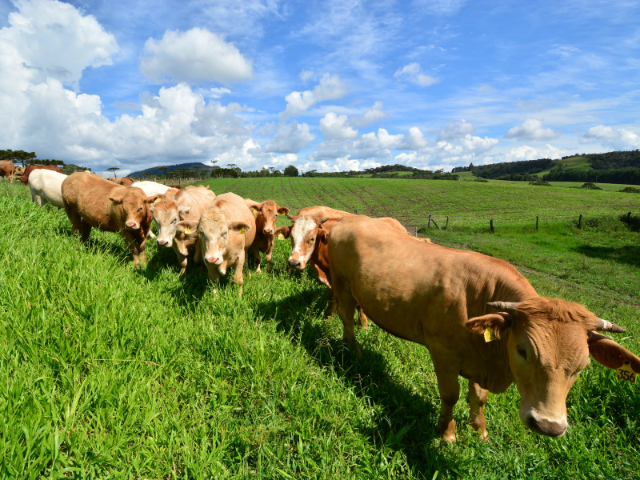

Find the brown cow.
[
  {"left": 152, "top": 187, "right": 216, "bottom": 275},
  {"left": 19, "top": 165, "right": 63, "bottom": 185},
  {"left": 0, "top": 160, "right": 16, "bottom": 183},
  {"left": 276, "top": 215, "right": 410, "bottom": 327},
  {"left": 62, "top": 172, "right": 160, "bottom": 266},
  {"left": 244, "top": 198, "right": 290, "bottom": 273},
  {"left": 328, "top": 215, "right": 640, "bottom": 443},
  {"left": 108, "top": 177, "right": 135, "bottom": 186},
  {"left": 177, "top": 192, "right": 255, "bottom": 295}
]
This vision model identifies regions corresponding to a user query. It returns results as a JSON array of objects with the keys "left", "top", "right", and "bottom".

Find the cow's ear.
[
  {"left": 317, "top": 228, "right": 329, "bottom": 245},
  {"left": 465, "top": 313, "right": 512, "bottom": 339},
  {"left": 275, "top": 226, "right": 290, "bottom": 239},
  {"left": 230, "top": 221, "right": 251, "bottom": 233},
  {"left": 588, "top": 332, "right": 640, "bottom": 372},
  {"left": 176, "top": 221, "right": 198, "bottom": 235},
  {"left": 278, "top": 206, "right": 290, "bottom": 215},
  {"left": 145, "top": 194, "right": 162, "bottom": 204},
  {"left": 247, "top": 202, "right": 262, "bottom": 214},
  {"left": 109, "top": 193, "right": 124, "bottom": 204}
]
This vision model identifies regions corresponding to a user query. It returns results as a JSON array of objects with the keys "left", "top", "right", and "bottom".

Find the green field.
[{"left": 1, "top": 178, "right": 639, "bottom": 479}]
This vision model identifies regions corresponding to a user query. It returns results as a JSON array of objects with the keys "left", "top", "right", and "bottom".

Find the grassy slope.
[
  {"left": 536, "top": 156, "right": 592, "bottom": 177},
  {"left": 1, "top": 179, "right": 639, "bottom": 479}
]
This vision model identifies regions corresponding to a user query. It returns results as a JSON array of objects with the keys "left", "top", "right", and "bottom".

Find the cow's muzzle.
[
  {"left": 125, "top": 221, "right": 139, "bottom": 230},
  {"left": 205, "top": 256, "right": 222, "bottom": 265},
  {"left": 156, "top": 239, "right": 169, "bottom": 247},
  {"left": 527, "top": 416, "right": 567, "bottom": 437}
]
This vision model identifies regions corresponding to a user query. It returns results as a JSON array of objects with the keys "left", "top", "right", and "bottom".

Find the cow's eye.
[
  {"left": 517, "top": 343, "right": 527, "bottom": 360},
  {"left": 309, "top": 237, "right": 315, "bottom": 242},
  {"left": 172, "top": 218, "right": 177, "bottom": 224},
  {"left": 138, "top": 207, "right": 143, "bottom": 211}
]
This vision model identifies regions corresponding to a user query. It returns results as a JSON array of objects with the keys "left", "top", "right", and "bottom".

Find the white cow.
[
  {"left": 131, "top": 181, "right": 175, "bottom": 197},
  {"left": 28, "top": 169, "right": 67, "bottom": 208}
]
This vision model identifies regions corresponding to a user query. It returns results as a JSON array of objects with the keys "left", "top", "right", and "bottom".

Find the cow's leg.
[
  {"left": 251, "top": 245, "right": 262, "bottom": 274},
  {"left": 233, "top": 251, "right": 246, "bottom": 296},
  {"left": 432, "top": 358, "right": 461, "bottom": 444},
  {"left": 336, "top": 291, "right": 360, "bottom": 356},
  {"left": 325, "top": 286, "right": 337, "bottom": 318},
  {"left": 207, "top": 264, "right": 220, "bottom": 294},
  {"left": 357, "top": 307, "right": 369, "bottom": 329},
  {"left": 469, "top": 381, "right": 489, "bottom": 440},
  {"left": 121, "top": 231, "right": 141, "bottom": 267},
  {"left": 65, "top": 207, "right": 85, "bottom": 239},
  {"left": 79, "top": 221, "right": 92, "bottom": 242},
  {"left": 265, "top": 240, "right": 274, "bottom": 274},
  {"left": 176, "top": 251, "right": 188, "bottom": 276},
  {"left": 194, "top": 241, "right": 204, "bottom": 273},
  {"left": 138, "top": 233, "right": 148, "bottom": 265}
]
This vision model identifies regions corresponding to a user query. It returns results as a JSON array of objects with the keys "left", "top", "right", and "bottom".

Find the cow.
[
  {"left": 151, "top": 186, "right": 216, "bottom": 275},
  {"left": 19, "top": 165, "right": 63, "bottom": 186},
  {"left": 177, "top": 192, "right": 255, "bottom": 296},
  {"left": 244, "top": 198, "right": 290, "bottom": 273},
  {"left": 61, "top": 172, "right": 161, "bottom": 266},
  {"left": 0, "top": 160, "right": 16, "bottom": 183},
  {"left": 327, "top": 215, "right": 640, "bottom": 443},
  {"left": 108, "top": 177, "right": 135, "bottom": 186},
  {"left": 28, "top": 169, "right": 67, "bottom": 208},
  {"left": 15, "top": 166, "right": 26, "bottom": 176},
  {"left": 276, "top": 215, "right": 411, "bottom": 327},
  {"left": 297, "top": 205, "right": 354, "bottom": 219}
]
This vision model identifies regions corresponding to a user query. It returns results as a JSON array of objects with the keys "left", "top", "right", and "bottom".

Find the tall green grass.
[{"left": 0, "top": 180, "right": 639, "bottom": 479}]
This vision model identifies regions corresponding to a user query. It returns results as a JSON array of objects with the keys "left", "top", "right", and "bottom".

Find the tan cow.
[
  {"left": 297, "top": 205, "right": 353, "bottom": 219},
  {"left": 108, "top": 177, "right": 135, "bottom": 186},
  {"left": 152, "top": 187, "right": 216, "bottom": 275},
  {"left": 62, "top": 172, "right": 161, "bottom": 266},
  {"left": 328, "top": 215, "right": 639, "bottom": 443},
  {"left": 0, "top": 160, "right": 16, "bottom": 183},
  {"left": 177, "top": 192, "right": 255, "bottom": 295},
  {"left": 276, "top": 215, "right": 410, "bottom": 327},
  {"left": 244, "top": 198, "right": 290, "bottom": 273}
]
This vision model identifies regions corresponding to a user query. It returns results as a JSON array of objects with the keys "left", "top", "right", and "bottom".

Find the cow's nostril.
[
  {"left": 528, "top": 416, "right": 566, "bottom": 437},
  {"left": 288, "top": 259, "right": 301, "bottom": 268}
]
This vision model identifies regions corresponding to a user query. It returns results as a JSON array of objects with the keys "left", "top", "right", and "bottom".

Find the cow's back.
[
  {"left": 329, "top": 215, "right": 536, "bottom": 346},
  {"left": 174, "top": 188, "right": 216, "bottom": 222},
  {"left": 20, "top": 165, "right": 63, "bottom": 185},
  {"left": 62, "top": 173, "right": 126, "bottom": 229},
  {"left": 298, "top": 206, "right": 353, "bottom": 218},
  {"left": 131, "top": 181, "right": 173, "bottom": 196},
  {"left": 213, "top": 193, "right": 256, "bottom": 248}
]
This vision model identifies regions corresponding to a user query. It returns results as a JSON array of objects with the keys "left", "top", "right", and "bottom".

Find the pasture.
[{"left": 1, "top": 178, "right": 639, "bottom": 479}]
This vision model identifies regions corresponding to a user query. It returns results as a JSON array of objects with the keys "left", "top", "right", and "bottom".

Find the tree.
[
  {"left": 107, "top": 167, "right": 120, "bottom": 178},
  {"left": 157, "top": 166, "right": 171, "bottom": 177},
  {"left": 284, "top": 165, "right": 299, "bottom": 177}
]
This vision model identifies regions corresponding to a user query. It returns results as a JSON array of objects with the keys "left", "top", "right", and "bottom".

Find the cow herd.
[{"left": 4, "top": 164, "right": 640, "bottom": 444}]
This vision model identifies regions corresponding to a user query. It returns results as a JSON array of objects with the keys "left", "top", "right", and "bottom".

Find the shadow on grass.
[
  {"left": 255, "top": 288, "right": 458, "bottom": 478},
  {"left": 572, "top": 244, "right": 640, "bottom": 267}
]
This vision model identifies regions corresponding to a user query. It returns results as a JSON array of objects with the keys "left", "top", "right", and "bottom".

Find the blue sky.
[{"left": 1, "top": 0, "right": 639, "bottom": 175}]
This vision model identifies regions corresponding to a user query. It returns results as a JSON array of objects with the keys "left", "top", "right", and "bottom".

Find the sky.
[{"left": 1, "top": 0, "right": 639, "bottom": 176}]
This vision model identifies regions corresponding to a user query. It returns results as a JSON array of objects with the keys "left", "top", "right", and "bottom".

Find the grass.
[
  {"left": 1, "top": 178, "right": 639, "bottom": 479},
  {"left": 536, "top": 156, "right": 593, "bottom": 177}
]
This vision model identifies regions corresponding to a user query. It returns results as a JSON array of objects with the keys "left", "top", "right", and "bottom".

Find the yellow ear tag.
[
  {"left": 184, "top": 227, "right": 192, "bottom": 235},
  {"left": 252, "top": 208, "right": 258, "bottom": 214},
  {"left": 277, "top": 233, "right": 285, "bottom": 240},
  {"left": 484, "top": 326, "right": 497, "bottom": 343},
  {"left": 239, "top": 227, "right": 246, "bottom": 234},
  {"left": 154, "top": 197, "right": 161, "bottom": 203},
  {"left": 616, "top": 361, "right": 637, "bottom": 383}
]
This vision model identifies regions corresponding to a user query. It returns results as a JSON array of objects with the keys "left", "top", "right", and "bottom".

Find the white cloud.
[
  {"left": 299, "top": 70, "right": 315, "bottom": 84},
  {"left": 140, "top": 28, "right": 253, "bottom": 85},
  {"left": 584, "top": 125, "right": 640, "bottom": 150},
  {"left": 394, "top": 62, "right": 439, "bottom": 87},
  {"left": 319, "top": 112, "right": 358, "bottom": 140},
  {"left": 504, "top": 119, "right": 560, "bottom": 141},
  {"left": 437, "top": 119, "right": 475, "bottom": 141},
  {"left": 0, "top": 0, "right": 118, "bottom": 88},
  {"left": 264, "top": 121, "right": 316, "bottom": 153},
  {"left": 279, "top": 73, "right": 347, "bottom": 120},
  {"left": 401, "top": 127, "right": 428, "bottom": 150},
  {"left": 209, "top": 87, "right": 232, "bottom": 98},
  {"left": 504, "top": 144, "right": 570, "bottom": 161},
  {"left": 349, "top": 101, "right": 388, "bottom": 127}
]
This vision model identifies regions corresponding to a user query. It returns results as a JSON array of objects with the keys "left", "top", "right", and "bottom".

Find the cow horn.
[
  {"left": 318, "top": 217, "right": 330, "bottom": 224},
  {"left": 487, "top": 301, "right": 520, "bottom": 314},
  {"left": 594, "top": 318, "right": 627, "bottom": 333},
  {"left": 286, "top": 214, "right": 294, "bottom": 221}
]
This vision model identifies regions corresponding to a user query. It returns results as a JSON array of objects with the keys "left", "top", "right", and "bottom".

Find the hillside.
[{"left": 129, "top": 162, "right": 214, "bottom": 178}]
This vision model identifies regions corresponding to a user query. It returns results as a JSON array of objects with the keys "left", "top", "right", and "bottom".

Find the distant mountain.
[{"left": 129, "top": 162, "right": 216, "bottom": 178}]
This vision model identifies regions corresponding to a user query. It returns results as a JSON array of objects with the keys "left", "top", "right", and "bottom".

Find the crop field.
[{"left": 1, "top": 178, "right": 639, "bottom": 479}]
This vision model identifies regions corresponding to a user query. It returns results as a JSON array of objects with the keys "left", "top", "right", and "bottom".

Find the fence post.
[
  {"left": 536, "top": 216, "right": 539, "bottom": 230},
  {"left": 490, "top": 218, "right": 495, "bottom": 233},
  {"left": 445, "top": 216, "right": 449, "bottom": 229},
  {"left": 415, "top": 226, "right": 418, "bottom": 237},
  {"left": 428, "top": 215, "right": 432, "bottom": 227},
  {"left": 578, "top": 214, "right": 582, "bottom": 229},
  {"left": 431, "top": 218, "right": 441, "bottom": 230},
  {"left": 354, "top": 209, "right": 358, "bottom": 214}
]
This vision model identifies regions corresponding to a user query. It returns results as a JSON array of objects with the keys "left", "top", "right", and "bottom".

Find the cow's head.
[
  {"left": 285, "top": 215, "right": 330, "bottom": 269},
  {"left": 151, "top": 199, "right": 191, "bottom": 247},
  {"left": 109, "top": 188, "right": 160, "bottom": 230},
  {"left": 466, "top": 297, "right": 639, "bottom": 438},
  {"left": 246, "top": 200, "right": 289, "bottom": 236},
  {"left": 180, "top": 208, "right": 251, "bottom": 272}
]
